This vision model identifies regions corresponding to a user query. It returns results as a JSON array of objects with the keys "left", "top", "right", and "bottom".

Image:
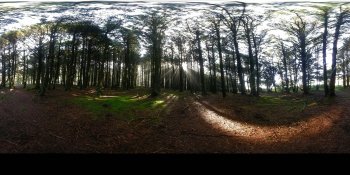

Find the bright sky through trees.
[{"left": 0, "top": 0, "right": 349, "bottom": 89}]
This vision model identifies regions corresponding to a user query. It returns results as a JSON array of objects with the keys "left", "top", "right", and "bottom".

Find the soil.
[{"left": 1, "top": 87, "right": 350, "bottom": 153}]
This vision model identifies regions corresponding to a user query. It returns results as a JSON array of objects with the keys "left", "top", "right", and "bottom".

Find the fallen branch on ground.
[{"left": 48, "top": 132, "right": 65, "bottom": 140}]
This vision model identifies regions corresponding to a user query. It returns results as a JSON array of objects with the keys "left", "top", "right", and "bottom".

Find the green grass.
[
  {"left": 235, "top": 94, "right": 320, "bottom": 125},
  {"left": 72, "top": 94, "right": 167, "bottom": 122},
  {"left": 0, "top": 95, "right": 5, "bottom": 101},
  {"left": 0, "top": 91, "right": 6, "bottom": 101},
  {"left": 255, "top": 96, "right": 306, "bottom": 112},
  {"left": 309, "top": 85, "right": 346, "bottom": 92}
]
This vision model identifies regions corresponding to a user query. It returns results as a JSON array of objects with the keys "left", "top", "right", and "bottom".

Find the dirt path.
[
  {"left": 0, "top": 88, "right": 136, "bottom": 153},
  {"left": 1, "top": 88, "right": 350, "bottom": 153},
  {"left": 137, "top": 89, "right": 350, "bottom": 153},
  {"left": 0, "top": 89, "right": 44, "bottom": 152}
]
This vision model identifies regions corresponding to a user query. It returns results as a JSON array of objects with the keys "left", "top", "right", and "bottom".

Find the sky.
[{"left": 0, "top": 0, "right": 348, "bottom": 2}]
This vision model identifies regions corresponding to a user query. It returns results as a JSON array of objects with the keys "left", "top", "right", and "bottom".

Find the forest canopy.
[{"left": 0, "top": 1, "right": 349, "bottom": 97}]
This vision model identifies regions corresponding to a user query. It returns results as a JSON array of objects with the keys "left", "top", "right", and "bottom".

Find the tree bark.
[{"left": 196, "top": 30, "right": 206, "bottom": 95}]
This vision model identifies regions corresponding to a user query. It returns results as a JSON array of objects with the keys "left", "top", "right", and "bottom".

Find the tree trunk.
[
  {"left": 232, "top": 25, "right": 246, "bottom": 94},
  {"left": 330, "top": 13, "right": 343, "bottom": 96},
  {"left": 211, "top": 44, "right": 217, "bottom": 93},
  {"left": 252, "top": 35, "right": 260, "bottom": 96},
  {"left": 22, "top": 50, "right": 26, "bottom": 88},
  {"left": 1, "top": 51, "right": 6, "bottom": 88},
  {"left": 301, "top": 35, "right": 309, "bottom": 95},
  {"left": 281, "top": 43, "right": 289, "bottom": 93},
  {"left": 322, "top": 15, "right": 329, "bottom": 96},
  {"left": 53, "top": 39, "right": 62, "bottom": 89},
  {"left": 231, "top": 50, "right": 238, "bottom": 94},
  {"left": 215, "top": 23, "right": 226, "bottom": 98},
  {"left": 196, "top": 30, "right": 206, "bottom": 95},
  {"left": 245, "top": 24, "right": 256, "bottom": 96},
  {"left": 36, "top": 37, "right": 43, "bottom": 90}
]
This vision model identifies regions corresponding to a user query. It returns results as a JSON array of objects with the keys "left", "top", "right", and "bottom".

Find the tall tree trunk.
[
  {"left": 231, "top": 50, "right": 238, "bottom": 94},
  {"left": 53, "top": 40, "right": 62, "bottom": 90},
  {"left": 1, "top": 51, "right": 6, "bottom": 88},
  {"left": 112, "top": 47, "right": 116, "bottom": 89},
  {"left": 211, "top": 44, "right": 217, "bottom": 93},
  {"left": 179, "top": 55, "right": 183, "bottom": 92},
  {"left": 196, "top": 30, "right": 206, "bottom": 95},
  {"left": 151, "top": 30, "right": 162, "bottom": 97},
  {"left": 170, "top": 45, "right": 175, "bottom": 90},
  {"left": 79, "top": 37, "right": 86, "bottom": 90},
  {"left": 116, "top": 50, "right": 121, "bottom": 88},
  {"left": 252, "top": 35, "right": 260, "bottom": 96},
  {"left": 215, "top": 23, "right": 226, "bottom": 98},
  {"left": 281, "top": 43, "right": 289, "bottom": 93},
  {"left": 322, "top": 14, "right": 329, "bottom": 96},
  {"left": 342, "top": 55, "right": 346, "bottom": 88},
  {"left": 232, "top": 25, "right": 246, "bottom": 94},
  {"left": 66, "top": 31, "right": 76, "bottom": 91},
  {"left": 11, "top": 44, "right": 17, "bottom": 88},
  {"left": 301, "top": 37, "right": 308, "bottom": 95},
  {"left": 22, "top": 50, "right": 26, "bottom": 88},
  {"left": 245, "top": 24, "right": 256, "bottom": 96},
  {"left": 347, "top": 55, "right": 350, "bottom": 87},
  {"left": 330, "top": 12, "right": 344, "bottom": 96},
  {"left": 42, "top": 28, "right": 57, "bottom": 95},
  {"left": 207, "top": 43, "right": 213, "bottom": 92},
  {"left": 36, "top": 37, "right": 43, "bottom": 90}
]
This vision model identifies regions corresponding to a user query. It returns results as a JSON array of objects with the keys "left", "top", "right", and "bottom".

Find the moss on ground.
[{"left": 72, "top": 93, "right": 169, "bottom": 122}]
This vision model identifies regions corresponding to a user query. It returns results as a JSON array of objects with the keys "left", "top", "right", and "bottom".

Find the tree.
[
  {"left": 211, "top": 17, "right": 226, "bottom": 97},
  {"left": 172, "top": 34, "right": 186, "bottom": 92},
  {"left": 276, "top": 12, "right": 318, "bottom": 95},
  {"left": 314, "top": 5, "right": 332, "bottom": 96},
  {"left": 242, "top": 15, "right": 257, "bottom": 96},
  {"left": 329, "top": 6, "right": 350, "bottom": 96},
  {"left": 143, "top": 11, "right": 168, "bottom": 97},
  {"left": 196, "top": 30, "right": 206, "bottom": 96},
  {"left": 220, "top": 3, "right": 247, "bottom": 94}
]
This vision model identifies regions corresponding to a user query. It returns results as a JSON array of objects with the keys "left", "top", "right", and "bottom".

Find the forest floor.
[{"left": 1, "top": 86, "right": 350, "bottom": 153}]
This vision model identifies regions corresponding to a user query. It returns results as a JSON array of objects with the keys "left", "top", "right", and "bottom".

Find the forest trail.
[
  {"left": 181, "top": 89, "right": 350, "bottom": 152},
  {"left": 0, "top": 89, "right": 45, "bottom": 152},
  {"left": 143, "top": 89, "right": 350, "bottom": 153},
  {"left": 1, "top": 88, "right": 350, "bottom": 153},
  {"left": 0, "top": 88, "right": 136, "bottom": 153}
]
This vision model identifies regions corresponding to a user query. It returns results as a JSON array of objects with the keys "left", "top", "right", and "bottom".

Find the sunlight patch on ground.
[
  {"left": 194, "top": 101, "right": 340, "bottom": 143},
  {"left": 152, "top": 100, "right": 165, "bottom": 107},
  {"left": 100, "top": 95, "right": 120, "bottom": 98},
  {"left": 195, "top": 101, "right": 256, "bottom": 137},
  {"left": 87, "top": 90, "right": 97, "bottom": 94},
  {"left": 166, "top": 94, "right": 178, "bottom": 100},
  {"left": 131, "top": 94, "right": 148, "bottom": 100}
]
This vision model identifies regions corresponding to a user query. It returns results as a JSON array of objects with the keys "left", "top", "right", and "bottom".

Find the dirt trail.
[
  {"left": 187, "top": 89, "right": 350, "bottom": 152},
  {"left": 139, "top": 89, "right": 350, "bottom": 153},
  {"left": 1, "top": 88, "right": 350, "bottom": 153},
  {"left": 0, "top": 88, "right": 134, "bottom": 153},
  {"left": 0, "top": 89, "right": 44, "bottom": 152}
]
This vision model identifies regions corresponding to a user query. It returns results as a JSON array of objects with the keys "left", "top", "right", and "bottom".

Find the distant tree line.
[{"left": 0, "top": 2, "right": 349, "bottom": 97}]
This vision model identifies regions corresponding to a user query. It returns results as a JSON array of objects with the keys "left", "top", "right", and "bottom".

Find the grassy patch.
[
  {"left": 310, "top": 85, "right": 346, "bottom": 92},
  {"left": 236, "top": 94, "right": 320, "bottom": 125},
  {"left": 71, "top": 94, "right": 168, "bottom": 122},
  {"left": 0, "top": 91, "right": 7, "bottom": 101},
  {"left": 255, "top": 96, "right": 306, "bottom": 111},
  {"left": 0, "top": 95, "right": 5, "bottom": 101}
]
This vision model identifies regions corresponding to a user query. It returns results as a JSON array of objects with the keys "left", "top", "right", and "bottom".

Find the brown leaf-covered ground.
[{"left": 1, "top": 87, "right": 350, "bottom": 153}]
